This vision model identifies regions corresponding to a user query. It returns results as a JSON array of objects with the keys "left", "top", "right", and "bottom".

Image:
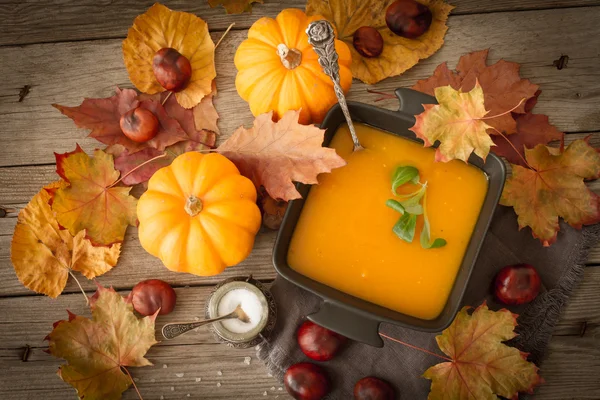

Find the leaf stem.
[
  {"left": 491, "top": 126, "right": 535, "bottom": 170},
  {"left": 109, "top": 153, "right": 168, "bottom": 188},
  {"left": 68, "top": 270, "right": 88, "bottom": 305},
  {"left": 215, "top": 22, "right": 235, "bottom": 49},
  {"left": 366, "top": 88, "right": 396, "bottom": 102},
  {"left": 477, "top": 98, "right": 526, "bottom": 121},
  {"left": 380, "top": 333, "right": 452, "bottom": 362},
  {"left": 161, "top": 91, "right": 173, "bottom": 106},
  {"left": 123, "top": 366, "right": 144, "bottom": 400}
]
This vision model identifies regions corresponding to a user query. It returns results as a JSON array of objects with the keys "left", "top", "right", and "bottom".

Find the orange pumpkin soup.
[{"left": 287, "top": 123, "right": 488, "bottom": 320}]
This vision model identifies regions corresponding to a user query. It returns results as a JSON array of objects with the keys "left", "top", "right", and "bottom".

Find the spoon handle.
[
  {"left": 307, "top": 20, "right": 362, "bottom": 152},
  {"left": 162, "top": 312, "right": 236, "bottom": 340}
]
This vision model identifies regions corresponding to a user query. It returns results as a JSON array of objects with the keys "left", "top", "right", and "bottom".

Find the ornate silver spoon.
[
  {"left": 307, "top": 20, "right": 363, "bottom": 152},
  {"left": 161, "top": 304, "right": 249, "bottom": 340}
]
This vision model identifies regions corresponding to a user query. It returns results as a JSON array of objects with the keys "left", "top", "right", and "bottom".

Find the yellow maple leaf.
[
  {"left": 122, "top": 3, "right": 216, "bottom": 109},
  {"left": 52, "top": 146, "right": 138, "bottom": 246},
  {"left": 306, "top": 0, "right": 454, "bottom": 84},
  {"left": 410, "top": 82, "right": 495, "bottom": 162},
  {"left": 11, "top": 182, "right": 121, "bottom": 298}
]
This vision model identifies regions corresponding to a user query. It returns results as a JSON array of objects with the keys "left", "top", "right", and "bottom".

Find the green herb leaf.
[
  {"left": 420, "top": 194, "right": 447, "bottom": 249},
  {"left": 386, "top": 199, "right": 405, "bottom": 214},
  {"left": 399, "top": 184, "right": 426, "bottom": 215},
  {"left": 393, "top": 212, "right": 417, "bottom": 243},
  {"left": 391, "top": 166, "right": 419, "bottom": 195}
]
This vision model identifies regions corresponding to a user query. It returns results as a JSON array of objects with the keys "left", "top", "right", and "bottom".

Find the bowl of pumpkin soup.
[{"left": 273, "top": 89, "right": 506, "bottom": 347}]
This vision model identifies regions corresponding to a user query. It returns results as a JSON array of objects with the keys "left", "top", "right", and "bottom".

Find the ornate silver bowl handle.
[{"left": 306, "top": 20, "right": 363, "bottom": 152}]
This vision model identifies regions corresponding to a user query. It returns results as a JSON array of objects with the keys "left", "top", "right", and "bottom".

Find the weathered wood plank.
[
  {"left": 1, "top": 7, "right": 600, "bottom": 166},
  {"left": 1, "top": 345, "right": 286, "bottom": 399},
  {"left": 1, "top": 268, "right": 597, "bottom": 350},
  {"left": 1, "top": 0, "right": 599, "bottom": 46},
  {"left": 0, "top": 268, "right": 598, "bottom": 399},
  {"left": 0, "top": 227, "right": 278, "bottom": 297}
]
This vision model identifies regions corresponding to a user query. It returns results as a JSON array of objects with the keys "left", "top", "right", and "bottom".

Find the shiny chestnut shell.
[{"left": 152, "top": 47, "right": 192, "bottom": 92}]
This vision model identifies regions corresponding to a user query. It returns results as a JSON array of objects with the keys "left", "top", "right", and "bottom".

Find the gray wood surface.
[
  {"left": 1, "top": 0, "right": 599, "bottom": 399},
  {"left": 1, "top": 0, "right": 599, "bottom": 46}
]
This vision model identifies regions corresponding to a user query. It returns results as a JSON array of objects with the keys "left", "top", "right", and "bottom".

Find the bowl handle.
[
  {"left": 394, "top": 88, "right": 437, "bottom": 116},
  {"left": 308, "top": 301, "right": 383, "bottom": 347}
]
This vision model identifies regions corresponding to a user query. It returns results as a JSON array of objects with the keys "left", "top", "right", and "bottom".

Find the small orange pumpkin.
[
  {"left": 137, "top": 152, "right": 261, "bottom": 276},
  {"left": 234, "top": 8, "right": 352, "bottom": 125}
]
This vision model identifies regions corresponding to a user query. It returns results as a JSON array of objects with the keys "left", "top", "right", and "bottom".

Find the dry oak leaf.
[
  {"left": 123, "top": 3, "right": 216, "bottom": 109},
  {"left": 208, "top": 0, "right": 263, "bottom": 14},
  {"left": 412, "top": 49, "right": 539, "bottom": 134},
  {"left": 306, "top": 0, "right": 454, "bottom": 85},
  {"left": 53, "top": 87, "right": 188, "bottom": 154},
  {"left": 10, "top": 182, "right": 120, "bottom": 298},
  {"left": 109, "top": 129, "right": 217, "bottom": 186},
  {"left": 52, "top": 145, "right": 138, "bottom": 246},
  {"left": 410, "top": 83, "right": 494, "bottom": 163},
  {"left": 424, "top": 303, "right": 542, "bottom": 400},
  {"left": 46, "top": 284, "right": 158, "bottom": 400},
  {"left": 500, "top": 139, "right": 600, "bottom": 246},
  {"left": 258, "top": 188, "right": 289, "bottom": 230},
  {"left": 492, "top": 113, "right": 564, "bottom": 166},
  {"left": 218, "top": 110, "right": 346, "bottom": 201}
]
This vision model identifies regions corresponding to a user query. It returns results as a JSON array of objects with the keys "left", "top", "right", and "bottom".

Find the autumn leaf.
[
  {"left": 258, "top": 188, "right": 289, "bottom": 230},
  {"left": 46, "top": 284, "right": 157, "bottom": 400},
  {"left": 10, "top": 182, "right": 121, "bottom": 298},
  {"left": 208, "top": 0, "right": 263, "bottom": 14},
  {"left": 412, "top": 49, "right": 539, "bottom": 134},
  {"left": 53, "top": 87, "right": 188, "bottom": 154},
  {"left": 500, "top": 139, "right": 600, "bottom": 246},
  {"left": 193, "top": 81, "right": 220, "bottom": 134},
  {"left": 108, "top": 129, "right": 217, "bottom": 186},
  {"left": 218, "top": 110, "right": 346, "bottom": 201},
  {"left": 410, "top": 83, "right": 495, "bottom": 162},
  {"left": 52, "top": 145, "right": 138, "bottom": 246},
  {"left": 424, "top": 303, "right": 542, "bottom": 400},
  {"left": 492, "top": 113, "right": 564, "bottom": 166},
  {"left": 306, "top": 0, "right": 454, "bottom": 85},
  {"left": 123, "top": 3, "right": 216, "bottom": 109}
]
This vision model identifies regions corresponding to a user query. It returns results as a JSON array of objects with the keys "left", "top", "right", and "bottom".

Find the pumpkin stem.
[
  {"left": 277, "top": 44, "right": 302, "bottom": 70},
  {"left": 184, "top": 195, "right": 203, "bottom": 216}
]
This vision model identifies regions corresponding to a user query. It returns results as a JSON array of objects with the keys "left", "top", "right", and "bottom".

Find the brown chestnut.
[
  {"left": 152, "top": 47, "right": 192, "bottom": 92},
  {"left": 120, "top": 107, "right": 159, "bottom": 143},
  {"left": 353, "top": 26, "right": 384, "bottom": 58},
  {"left": 386, "top": 0, "right": 433, "bottom": 39}
]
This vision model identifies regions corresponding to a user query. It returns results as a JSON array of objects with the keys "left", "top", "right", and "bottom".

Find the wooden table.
[{"left": 1, "top": 1, "right": 599, "bottom": 399}]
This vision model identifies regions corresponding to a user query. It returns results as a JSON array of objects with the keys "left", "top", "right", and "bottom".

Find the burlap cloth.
[{"left": 257, "top": 206, "right": 600, "bottom": 399}]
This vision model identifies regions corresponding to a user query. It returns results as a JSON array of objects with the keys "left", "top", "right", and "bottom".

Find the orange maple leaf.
[
  {"left": 412, "top": 49, "right": 539, "bottom": 134},
  {"left": 52, "top": 145, "right": 138, "bottom": 246},
  {"left": 410, "top": 83, "right": 495, "bottom": 162},
  {"left": 500, "top": 139, "right": 600, "bottom": 246},
  {"left": 46, "top": 284, "right": 157, "bottom": 399},
  {"left": 423, "top": 303, "right": 542, "bottom": 400},
  {"left": 10, "top": 182, "right": 121, "bottom": 298},
  {"left": 217, "top": 110, "right": 346, "bottom": 201}
]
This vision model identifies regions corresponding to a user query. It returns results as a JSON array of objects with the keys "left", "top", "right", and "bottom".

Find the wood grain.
[
  {"left": 0, "top": 268, "right": 598, "bottom": 399},
  {"left": 1, "top": 0, "right": 599, "bottom": 46},
  {"left": 1, "top": 7, "right": 600, "bottom": 167}
]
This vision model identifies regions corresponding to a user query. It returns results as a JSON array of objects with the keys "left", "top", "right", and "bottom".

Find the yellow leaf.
[
  {"left": 52, "top": 146, "right": 138, "bottom": 246},
  {"left": 10, "top": 182, "right": 121, "bottom": 298},
  {"left": 410, "top": 83, "right": 495, "bottom": 162},
  {"left": 122, "top": 3, "right": 216, "bottom": 109},
  {"left": 306, "top": 0, "right": 454, "bottom": 84}
]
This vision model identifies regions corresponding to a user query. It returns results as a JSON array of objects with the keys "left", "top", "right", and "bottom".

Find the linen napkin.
[{"left": 257, "top": 206, "right": 600, "bottom": 398}]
